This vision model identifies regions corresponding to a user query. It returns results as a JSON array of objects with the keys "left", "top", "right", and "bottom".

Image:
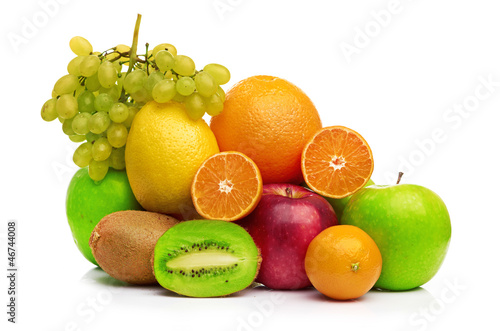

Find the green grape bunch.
[{"left": 41, "top": 15, "right": 231, "bottom": 182}]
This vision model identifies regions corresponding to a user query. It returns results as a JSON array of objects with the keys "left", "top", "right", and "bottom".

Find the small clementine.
[{"left": 305, "top": 225, "right": 382, "bottom": 300}]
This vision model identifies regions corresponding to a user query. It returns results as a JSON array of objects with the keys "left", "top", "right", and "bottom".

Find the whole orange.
[
  {"left": 210, "top": 76, "right": 322, "bottom": 184},
  {"left": 305, "top": 225, "right": 382, "bottom": 300}
]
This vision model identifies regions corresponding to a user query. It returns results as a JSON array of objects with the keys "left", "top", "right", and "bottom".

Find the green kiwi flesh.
[
  {"left": 153, "top": 220, "right": 261, "bottom": 297},
  {"left": 89, "top": 210, "right": 180, "bottom": 285}
]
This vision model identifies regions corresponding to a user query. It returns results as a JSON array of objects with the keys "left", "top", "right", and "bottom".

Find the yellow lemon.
[{"left": 125, "top": 101, "right": 219, "bottom": 216}]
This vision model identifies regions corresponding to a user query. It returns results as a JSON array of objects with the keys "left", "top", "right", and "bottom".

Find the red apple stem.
[
  {"left": 397, "top": 172, "right": 404, "bottom": 184},
  {"left": 285, "top": 187, "right": 293, "bottom": 198}
]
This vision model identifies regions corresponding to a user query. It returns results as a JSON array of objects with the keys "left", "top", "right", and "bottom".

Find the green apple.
[
  {"left": 325, "top": 178, "right": 375, "bottom": 219},
  {"left": 341, "top": 181, "right": 451, "bottom": 291},
  {"left": 66, "top": 168, "right": 142, "bottom": 265}
]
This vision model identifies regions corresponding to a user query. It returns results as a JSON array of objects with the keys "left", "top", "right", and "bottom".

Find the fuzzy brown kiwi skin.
[{"left": 89, "top": 210, "right": 180, "bottom": 285}]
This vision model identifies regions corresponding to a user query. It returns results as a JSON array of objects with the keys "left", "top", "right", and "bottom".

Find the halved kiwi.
[{"left": 153, "top": 220, "right": 261, "bottom": 297}]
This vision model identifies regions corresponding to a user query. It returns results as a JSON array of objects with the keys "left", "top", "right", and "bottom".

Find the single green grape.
[
  {"left": 122, "top": 106, "right": 139, "bottom": 128},
  {"left": 94, "top": 93, "right": 114, "bottom": 112},
  {"left": 109, "top": 103, "right": 129, "bottom": 123},
  {"left": 217, "top": 86, "right": 226, "bottom": 102},
  {"left": 62, "top": 118, "right": 76, "bottom": 135},
  {"left": 109, "top": 147, "right": 126, "bottom": 170},
  {"left": 176, "top": 76, "right": 196, "bottom": 96},
  {"left": 92, "top": 137, "right": 112, "bottom": 161},
  {"left": 77, "top": 90, "right": 95, "bottom": 113},
  {"left": 155, "top": 50, "right": 175, "bottom": 72},
  {"left": 56, "top": 94, "right": 79, "bottom": 119},
  {"left": 41, "top": 98, "right": 58, "bottom": 122},
  {"left": 73, "top": 142, "right": 93, "bottom": 167},
  {"left": 194, "top": 72, "right": 217, "bottom": 97},
  {"left": 88, "top": 111, "right": 110, "bottom": 134},
  {"left": 67, "top": 56, "right": 85, "bottom": 76},
  {"left": 79, "top": 55, "right": 100, "bottom": 77},
  {"left": 88, "top": 158, "right": 109, "bottom": 182},
  {"left": 98, "top": 61, "right": 118, "bottom": 89},
  {"left": 85, "top": 73, "right": 101, "bottom": 92},
  {"left": 69, "top": 135, "right": 86, "bottom": 143},
  {"left": 152, "top": 43, "right": 177, "bottom": 57},
  {"left": 144, "top": 71, "right": 164, "bottom": 94},
  {"left": 130, "top": 88, "right": 152, "bottom": 103},
  {"left": 123, "top": 70, "right": 147, "bottom": 93},
  {"left": 69, "top": 36, "right": 93, "bottom": 56},
  {"left": 205, "top": 93, "right": 224, "bottom": 116},
  {"left": 116, "top": 44, "right": 131, "bottom": 54},
  {"left": 185, "top": 92, "right": 206, "bottom": 121},
  {"left": 99, "top": 85, "right": 120, "bottom": 102},
  {"left": 173, "top": 55, "right": 195, "bottom": 76},
  {"left": 53, "top": 74, "right": 79, "bottom": 96},
  {"left": 72, "top": 112, "right": 92, "bottom": 135},
  {"left": 203, "top": 63, "right": 231, "bottom": 85},
  {"left": 152, "top": 79, "right": 176, "bottom": 103},
  {"left": 107, "top": 123, "right": 128, "bottom": 148}
]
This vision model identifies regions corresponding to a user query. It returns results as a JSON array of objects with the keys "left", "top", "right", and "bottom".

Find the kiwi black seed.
[
  {"left": 153, "top": 220, "right": 261, "bottom": 297},
  {"left": 89, "top": 210, "right": 180, "bottom": 285}
]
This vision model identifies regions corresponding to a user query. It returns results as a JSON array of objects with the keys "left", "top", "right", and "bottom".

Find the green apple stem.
[
  {"left": 397, "top": 172, "right": 404, "bottom": 184},
  {"left": 285, "top": 187, "right": 293, "bottom": 198}
]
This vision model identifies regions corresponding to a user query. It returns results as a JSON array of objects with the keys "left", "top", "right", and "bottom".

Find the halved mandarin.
[
  {"left": 191, "top": 151, "right": 263, "bottom": 221},
  {"left": 301, "top": 126, "right": 374, "bottom": 199}
]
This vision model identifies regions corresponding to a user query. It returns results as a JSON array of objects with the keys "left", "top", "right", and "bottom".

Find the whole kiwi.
[{"left": 89, "top": 210, "right": 180, "bottom": 285}]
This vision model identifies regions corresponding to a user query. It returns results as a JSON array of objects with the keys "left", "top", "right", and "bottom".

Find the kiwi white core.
[{"left": 166, "top": 251, "right": 241, "bottom": 269}]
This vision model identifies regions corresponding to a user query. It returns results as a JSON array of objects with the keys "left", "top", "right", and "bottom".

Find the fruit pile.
[{"left": 46, "top": 16, "right": 452, "bottom": 300}]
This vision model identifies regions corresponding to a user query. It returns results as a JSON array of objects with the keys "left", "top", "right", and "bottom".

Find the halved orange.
[
  {"left": 301, "top": 126, "right": 374, "bottom": 199},
  {"left": 191, "top": 151, "right": 263, "bottom": 221}
]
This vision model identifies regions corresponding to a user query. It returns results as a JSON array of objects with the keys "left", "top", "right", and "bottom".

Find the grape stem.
[{"left": 127, "top": 13, "right": 142, "bottom": 74}]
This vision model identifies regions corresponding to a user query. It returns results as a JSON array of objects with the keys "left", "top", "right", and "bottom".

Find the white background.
[{"left": 1, "top": 0, "right": 499, "bottom": 330}]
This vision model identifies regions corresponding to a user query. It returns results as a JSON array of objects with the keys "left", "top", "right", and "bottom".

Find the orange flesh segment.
[
  {"left": 192, "top": 152, "right": 263, "bottom": 221},
  {"left": 302, "top": 126, "right": 374, "bottom": 199}
]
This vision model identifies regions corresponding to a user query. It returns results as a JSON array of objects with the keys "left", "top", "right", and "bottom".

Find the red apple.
[{"left": 237, "top": 183, "right": 338, "bottom": 290}]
